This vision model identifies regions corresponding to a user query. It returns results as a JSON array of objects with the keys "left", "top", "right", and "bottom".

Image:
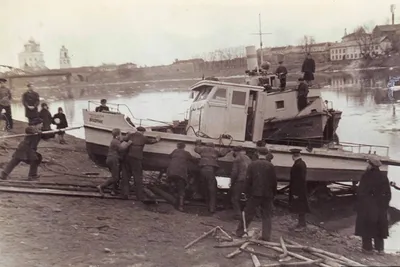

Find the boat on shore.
[{"left": 374, "top": 76, "right": 400, "bottom": 104}]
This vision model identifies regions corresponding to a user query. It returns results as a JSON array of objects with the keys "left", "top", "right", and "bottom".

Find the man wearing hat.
[
  {"left": 95, "top": 99, "right": 110, "bottom": 112},
  {"left": 0, "top": 78, "right": 12, "bottom": 130},
  {"left": 194, "top": 140, "right": 231, "bottom": 214},
  {"left": 275, "top": 61, "right": 288, "bottom": 90},
  {"left": 167, "top": 142, "right": 196, "bottom": 211},
  {"left": 22, "top": 83, "right": 40, "bottom": 123},
  {"left": 236, "top": 147, "right": 277, "bottom": 240},
  {"left": 301, "top": 53, "right": 316, "bottom": 87},
  {"left": 296, "top": 78, "right": 309, "bottom": 111},
  {"left": 121, "top": 126, "right": 161, "bottom": 200},
  {"left": 355, "top": 156, "right": 391, "bottom": 254},
  {"left": 0, "top": 118, "right": 43, "bottom": 180},
  {"left": 288, "top": 148, "right": 310, "bottom": 230},
  {"left": 230, "top": 146, "right": 252, "bottom": 219}
]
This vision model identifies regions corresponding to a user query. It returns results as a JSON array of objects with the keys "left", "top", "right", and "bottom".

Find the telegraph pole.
[{"left": 251, "top": 13, "right": 272, "bottom": 64}]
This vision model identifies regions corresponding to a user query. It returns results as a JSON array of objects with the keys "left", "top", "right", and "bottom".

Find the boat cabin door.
[{"left": 227, "top": 88, "right": 249, "bottom": 141}]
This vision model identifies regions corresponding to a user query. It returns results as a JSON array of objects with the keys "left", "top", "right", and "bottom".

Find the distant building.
[
  {"left": 372, "top": 24, "right": 400, "bottom": 38},
  {"left": 59, "top": 45, "right": 71, "bottom": 69},
  {"left": 18, "top": 38, "right": 46, "bottom": 70}
]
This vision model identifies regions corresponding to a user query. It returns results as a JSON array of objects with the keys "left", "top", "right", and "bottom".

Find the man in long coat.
[
  {"left": 0, "top": 118, "right": 43, "bottom": 180},
  {"left": 275, "top": 61, "right": 288, "bottom": 90},
  {"left": 167, "top": 142, "right": 196, "bottom": 211},
  {"left": 121, "top": 126, "right": 161, "bottom": 201},
  {"left": 296, "top": 78, "right": 309, "bottom": 111},
  {"left": 230, "top": 146, "right": 252, "bottom": 220},
  {"left": 236, "top": 147, "right": 277, "bottom": 241},
  {"left": 355, "top": 157, "right": 391, "bottom": 254},
  {"left": 0, "top": 78, "right": 13, "bottom": 130},
  {"left": 301, "top": 53, "right": 316, "bottom": 86},
  {"left": 289, "top": 148, "right": 310, "bottom": 231},
  {"left": 194, "top": 140, "right": 230, "bottom": 214},
  {"left": 22, "top": 83, "right": 40, "bottom": 123}
]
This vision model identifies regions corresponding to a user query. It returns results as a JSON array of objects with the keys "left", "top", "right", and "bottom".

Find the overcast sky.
[{"left": 0, "top": 0, "right": 398, "bottom": 69}]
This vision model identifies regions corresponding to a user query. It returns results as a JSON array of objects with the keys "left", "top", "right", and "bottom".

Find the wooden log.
[
  {"left": 310, "top": 252, "right": 345, "bottom": 267},
  {"left": 241, "top": 247, "right": 276, "bottom": 259},
  {"left": 0, "top": 126, "right": 82, "bottom": 139},
  {"left": 247, "top": 247, "right": 261, "bottom": 267},
  {"left": 261, "top": 259, "right": 323, "bottom": 267},
  {"left": 226, "top": 242, "right": 250, "bottom": 259},
  {"left": 148, "top": 185, "right": 176, "bottom": 205},
  {"left": 184, "top": 227, "right": 217, "bottom": 249},
  {"left": 216, "top": 226, "right": 233, "bottom": 241},
  {"left": 278, "top": 236, "right": 290, "bottom": 261},
  {"left": 215, "top": 240, "right": 247, "bottom": 248},
  {"left": 250, "top": 240, "right": 330, "bottom": 267},
  {"left": 250, "top": 240, "right": 303, "bottom": 250}
]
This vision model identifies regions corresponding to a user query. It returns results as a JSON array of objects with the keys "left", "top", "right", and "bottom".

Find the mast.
[{"left": 251, "top": 13, "right": 272, "bottom": 69}]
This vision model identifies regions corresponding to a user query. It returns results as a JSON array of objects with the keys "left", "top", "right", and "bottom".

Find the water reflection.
[{"left": 7, "top": 73, "right": 400, "bottom": 252}]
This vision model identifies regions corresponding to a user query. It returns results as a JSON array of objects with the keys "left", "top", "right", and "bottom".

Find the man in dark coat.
[
  {"left": 275, "top": 61, "right": 288, "bottom": 90},
  {"left": 355, "top": 157, "right": 391, "bottom": 254},
  {"left": 121, "top": 126, "right": 161, "bottom": 201},
  {"left": 98, "top": 128, "right": 132, "bottom": 196},
  {"left": 0, "top": 118, "right": 43, "bottom": 180},
  {"left": 0, "top": 78, "right": 13, "bottom": 130},
  {"left": 236, "top": 147, "right": 277, "bottom": 241},
  {"left": 52, "top": 107, "right": 69, "bottom": 144},
  {"left": 22, "top": 83, "right": 40, "bottom": 123},
  {"left": 194, "top": 140, "right": 230, "bottom": 213},
  {"left": 301, "top": 53, "right": 316, "bottom": 86},
  {"left": 289, "top": 148, "right": 310, "bottom": 231},
  {"left": 296, "top": 78, "right": 309, "bottom": 111},
  {"left": 39, "top": 103, "right": 54, "bottom": 140},
  {"left": 167, "top": 142, "right": 196, "bottom": 211},
  {"left": 231, "top": 146, "right": 252, "bottom": 219},
  {"left": 95, "top": 99, "right": 110, "bottom": 112}
]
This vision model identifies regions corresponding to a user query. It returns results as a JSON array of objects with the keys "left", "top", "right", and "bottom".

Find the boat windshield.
[{"left": 193, "top": 85, "right": 214, "bottom": 102}]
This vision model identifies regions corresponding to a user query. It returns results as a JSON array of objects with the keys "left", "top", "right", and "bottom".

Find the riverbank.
[{"left": 0, "top": 120, "right": 398, "bottom": 266}]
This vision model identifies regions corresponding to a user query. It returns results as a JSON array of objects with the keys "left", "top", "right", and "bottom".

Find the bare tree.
[
  {"left": 353, "top": 26, "right": 375, "bottom": 59},
  {"left": 299, "top": 35, "right": 316, "bottom": 54}
]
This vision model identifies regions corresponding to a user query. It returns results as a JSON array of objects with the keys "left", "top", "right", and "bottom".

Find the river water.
[{"left": 7, "top": 76, "right": 400, "bottom": 252}]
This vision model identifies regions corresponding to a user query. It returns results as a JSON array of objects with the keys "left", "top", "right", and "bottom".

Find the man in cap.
[
  {"left": 194, "top": 140, "right": 231, "bottom": 214},
  {"left": 288, "top": 148, "right": 310, "bottom": 231},
  {"left": 275, "top": 61, "right": 288, "bottom": 90},
  {"left": 0, "top": 118, "right": 43, "bottom": 180},
  {"left": 22, "top": 83, "right": 40, "bottom": 124},
  {"left": 95, "top": 99, "right": 110, "bottom": 112},
  {"left": 121, "top": 126, "right": 161, "bottom": 201},
  {"left": 231, "top": 146, "right": 252, "bottom": 219},
  {"left": 0, "top": 78, "right": 12, "bottom": 130},
  {"left": 355, "top": 156, "right": 391, "bottom": 254},
  {"left": 296, "top": 78, "right": 309, "bottom": 111},
  {"left": 167, "top": 142, "right": 196, "bottom": 211},
  {"left": 236, "top": 147, "right": 277, "bottom": 241},
  {"left": 301, "top": 53, "right": 316, "bottom": 87},
  {"left": 253, "top": 141, "right": 274, "bottom": 162}
]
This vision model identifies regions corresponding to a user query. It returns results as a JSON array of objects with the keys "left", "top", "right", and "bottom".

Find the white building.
[
  {"left": 18, "top": 38, "right": 46, "bottom": 70},
  {"left": 59, "top": 45, "right": 71, "bottom": 69}
]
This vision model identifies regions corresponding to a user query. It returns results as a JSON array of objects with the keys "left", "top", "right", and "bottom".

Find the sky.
[{"left": 0, "top": 0, "right": 398, "bottom": 69}]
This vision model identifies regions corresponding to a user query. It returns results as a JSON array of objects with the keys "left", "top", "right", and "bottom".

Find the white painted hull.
[{"left": 83, "top": 110, "right": 391, "bottom": 182}]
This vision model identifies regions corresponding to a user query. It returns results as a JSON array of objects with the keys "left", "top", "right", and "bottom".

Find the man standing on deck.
[
  {"left": 0, "top": 78, "right": 13, "bottom": 130},
  {"left": 301, "top": 53, "right": 316, "bottom": 87},
  {"left": 236, "top": 147, "right": 277, "bottom": 241},
  {"left": 194, "top": 140, "right": 231, "bottom": 214},
  {"left": 275, "top": 61, "right": 288, "bottom": 90},
  {"left": 296, "top": 78, "right": 309, "bottom": 111},
  {"left": 0, "top": 118, "right": 44, "bottom": 180},
  {"left": 231, "top": 146, "right": 252, "bottom": 220},
  {"left": 22, "top": 83, "right": 40, "bottom": 124},
  {"left": 121, "top": 126, "right": 161, "bottom": 201},
  {"left": 95, "top": 99, "right": 110, "bottom": 112},
  {"left": 288, "top": 148, "right": 310, "bottom": 231}
]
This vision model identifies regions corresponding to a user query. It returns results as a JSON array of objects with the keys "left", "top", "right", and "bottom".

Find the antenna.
[{"left": 250, "top": 13, "right": 272, "bottom": 64}]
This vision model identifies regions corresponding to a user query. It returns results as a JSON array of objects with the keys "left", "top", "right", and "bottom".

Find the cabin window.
[
  {"left": 212, "top": 88, "right": 227, "bottom": 101},
  {"left": 275, "top": 100, "right": 284, "bottom": 109},
  {"left": 231, "top": 91, "right": 246, "bottom": 106},
  {"left": 193, "top": 85, "right": 213, "bottom": 102}
]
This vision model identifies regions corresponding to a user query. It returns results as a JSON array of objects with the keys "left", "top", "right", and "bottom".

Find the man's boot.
[{"left": 178, "top": 196, "right": 184, "bottom": 212}]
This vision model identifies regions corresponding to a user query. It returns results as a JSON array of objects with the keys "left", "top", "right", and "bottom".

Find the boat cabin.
[{"left": 186, "top": 80, "right": 325, "bottom": 142}]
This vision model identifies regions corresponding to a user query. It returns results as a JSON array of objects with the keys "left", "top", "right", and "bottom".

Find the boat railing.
[
  {"left": 336, "top": 141, "right": 390, "bottom": 157},
  {"left": 87, "top": 100, "right": 173, "bottom": 127}
]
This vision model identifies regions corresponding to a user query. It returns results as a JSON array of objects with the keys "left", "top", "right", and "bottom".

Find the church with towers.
[{"left": 59, "top": 45, "right": 71, "bottom": 69}]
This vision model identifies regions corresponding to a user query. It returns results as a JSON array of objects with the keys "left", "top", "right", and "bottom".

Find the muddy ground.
[{"left": 0, "top": 121, "right": 399, "bottom": 267}]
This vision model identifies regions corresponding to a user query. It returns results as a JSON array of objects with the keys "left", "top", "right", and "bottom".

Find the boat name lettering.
[
  {"left": 294, "top": 122, "right": 313, "bottom": 127},
  {"left": 89, "top": 118, "right": 103, "bottom": 123}
]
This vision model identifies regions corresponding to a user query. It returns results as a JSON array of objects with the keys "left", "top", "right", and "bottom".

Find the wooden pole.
[{"left": 0, "top": 126, "right": 82, "bottom": 139}]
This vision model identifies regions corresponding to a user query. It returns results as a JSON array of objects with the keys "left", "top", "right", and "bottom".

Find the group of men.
[{"left": 274, "top": 54, "right": 314, "bottom": 112}]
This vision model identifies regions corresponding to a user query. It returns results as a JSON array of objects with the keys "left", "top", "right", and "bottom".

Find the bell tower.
[{"left": 59, "top": 45, "right": 71, "bottom": 69}]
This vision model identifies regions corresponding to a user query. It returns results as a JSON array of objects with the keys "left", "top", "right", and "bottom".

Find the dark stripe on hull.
[{"left": 86, "top": 142, "right": 373, "bottom": 182}]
